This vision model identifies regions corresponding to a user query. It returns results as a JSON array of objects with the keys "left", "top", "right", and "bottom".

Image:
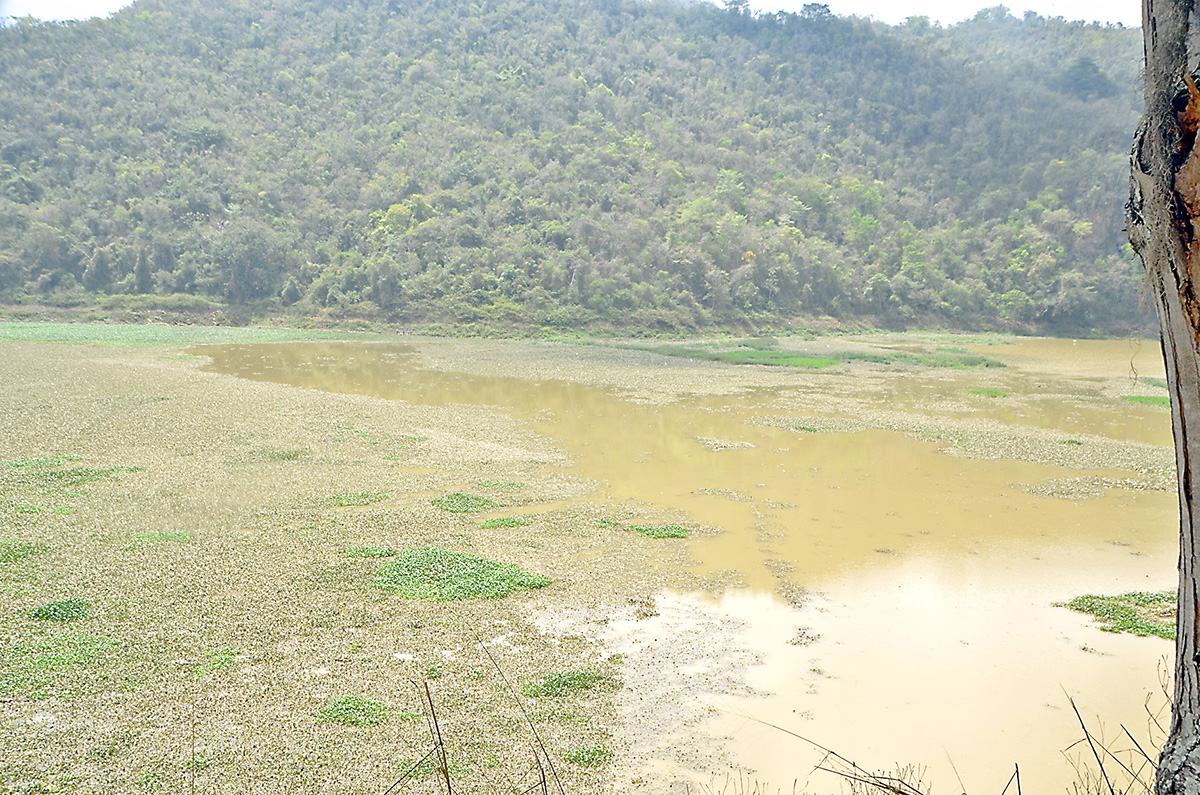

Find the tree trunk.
[{"left": 1129, "top": 2, "right": 1200, "bottom": 793}]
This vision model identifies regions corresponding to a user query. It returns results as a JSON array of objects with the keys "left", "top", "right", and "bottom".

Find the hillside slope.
[{"left": 0, "top": 0, "right": 1146, "bottom": 333}]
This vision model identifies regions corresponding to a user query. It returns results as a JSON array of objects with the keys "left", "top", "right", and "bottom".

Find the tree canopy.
[{"left": 0, "top": 0, "right": 1145, "bottom": 334}]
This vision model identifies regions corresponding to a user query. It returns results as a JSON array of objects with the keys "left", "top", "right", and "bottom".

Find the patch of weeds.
[
  {"left": 629, "top": 524, "right": 688, "bottom": 539},
  {"left": 140, "top": 771, "right": 163, "bottom": 791},
  {"left": 31, "top": 599, "right": 89, "bottom": 622},
  {"left": 320, "top": 695, "right": 389, "bottom": 726},
  {"left": 0, "top": 538, "right": 50, "bottom": 562},
  {"left": 374, "top": 547, "right": 550, "bottom": 600},
  {"left": 345, "top": 546, "right": 398, "bottom": 558},
  {"left": 187, "top": 756, "right": 212, "bottom": 771},
  {"left": 524, "top": 670, "right": 616, "bottom": 698},
  {"left": 330, "top": 491, "right": 389, "bottom": 507},
  {"left": 3, "top": 457, "right": 70, "bottom": 469},
  {"left": 431, "top": 492, "right": 499, "bottom": 513},
  {"left": 647, "top": 344, "right": 1005, "bottom": 370},
  {"left": 54, "top": 505, "right": 76, "bottom": 515},
  {"left": 133, "top": 531, "right": 191, "bottom": 543},
  {"left": 1122, "top": 395, "right": 1171, "bottom": 408},
  {"left": 1063, "top": 591, "right": 1175, "bottom": 639},
  {"left": 425, "top": 666, "right": 443, "bottom": 680},
  {"left": 196, "top": 647, "right": 239, "bottom": 676},
  {"left": 1141, "top": 376, "right": 1169, "bottom": 390},
  {"left": 481, "top": 516, "right": 531, "bottom": 529},
  {"left": 966, "top": 388, "right": 1008, "bottom": 398},
  {"left": 0, "top": 632, "right": 117, "bottom": 697},
  {"left": 653, "top": 346, "right": 839, "bottom": 369},
  {"left": 1063, "top": 439, "right": 1084, "bottom": 445},
  {"left": 565, "top": 746, "right": 613, "bottom": 766},
  {"left": 478, "top": 480, "right": 524, "bottom": 490},
  {"left": 595, "top": 518, "right": 621, "bottom": 528}
]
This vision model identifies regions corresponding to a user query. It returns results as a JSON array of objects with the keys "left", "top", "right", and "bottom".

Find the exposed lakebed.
[{"left": 197, "top": 334, "right": 1178, "bottom": 793}]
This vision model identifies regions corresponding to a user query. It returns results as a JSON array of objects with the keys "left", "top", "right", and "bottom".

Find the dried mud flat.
[{"left": 0, "top": 334, "right": 1177, "bottom": 794}]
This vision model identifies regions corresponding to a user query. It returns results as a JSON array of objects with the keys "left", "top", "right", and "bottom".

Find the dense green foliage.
[{"left": 0, "top": 0, "right": 1144, "bottom": 333}]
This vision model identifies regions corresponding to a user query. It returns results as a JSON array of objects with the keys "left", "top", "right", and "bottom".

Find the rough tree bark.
[{"left": 1129, "top": 2, "right": 1200, "bottom": 792}]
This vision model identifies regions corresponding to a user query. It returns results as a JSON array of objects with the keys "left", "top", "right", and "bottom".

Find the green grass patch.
[
  {"left": 0, "top": 632, "right": 116, "bottom": 697},
  {"left": 524, "top": 670, "right": 615, "bottom": 698},
  {"left": 0, "top": 321, "right": 360, "bottom": 347},
  {"left": 2, "top": 456, "right": 78, "bottom": 469},
  {"left": 345, "top": 546, "right": 398, "bottom": 558},
  {"left": 1, "top": 458, "right": 142, "bottom": 495},
  {"left": 1063, "top": 591, "right": 1175, "bottom": 639},
  {"left": 374, "top": 547, "right": 550, "bottom": 600},
  {"left": 651, "top": 346, "right": 838, "bottom": 369},
  {"left": 481, "top": 516, "right": 531, "bottom": 529},
  {"left": 595, "top": 518, "right": 621, "bottom": 528},
  {"left": 330, "top": 491, "right": 389, "bottom": 506},
  {"left": 478, "top": 479, "right": 524, "bottom": 490},
  {"left": 966, "top": 388, "right": 1008, "bottom": 398},
  {"left": 629, "top": 524, "right": 688, "bottom": 539},
  {"left": 647, "top": 343, "right": 1004, "bottom": 370},
  {"left": 319, "top": 695, "right": 389, "bottom": 725},
  {"left": 431, "top": 492, "right": 499, "bottom": 513},
  {"left": 1122, "top": 395, "right": 1171, "bottom": 408},
  {"left": 31, "top": 599, "right": 89, "bottom": 622},
  {"left": 565, "top": 746, "right": 613, "bottom": 766},
  {"left": 196, "top": 646, "right": 239, "bottom": 676},
  {"left": 0, "top": 538, "right": 51, "bottom": 562},
  {"left": 1141, "top": 377, "right": 1169, "bottom": 390}
]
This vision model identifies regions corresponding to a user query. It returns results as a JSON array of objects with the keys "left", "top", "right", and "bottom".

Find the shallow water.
[{"left": 198, "top": 337, "right": 1178, "bottom": 792}]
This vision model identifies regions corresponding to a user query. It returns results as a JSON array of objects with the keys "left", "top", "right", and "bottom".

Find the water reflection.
[{"left": 196, "top": 339, "right": 1177, "bottom": 792}]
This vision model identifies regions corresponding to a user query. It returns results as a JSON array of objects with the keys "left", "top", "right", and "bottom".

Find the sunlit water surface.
[{"left": 198, "top": 337, "right": 1177, "bottom": 793}]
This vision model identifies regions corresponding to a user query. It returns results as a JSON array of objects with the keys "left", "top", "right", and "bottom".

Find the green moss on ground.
[{"left": 374, "top": 547, "right": 549, "bottom": 600}]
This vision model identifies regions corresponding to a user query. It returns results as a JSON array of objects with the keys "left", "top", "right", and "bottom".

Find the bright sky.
[{"left": 0, "top": 0, "right": 1140, "bottom": 27}]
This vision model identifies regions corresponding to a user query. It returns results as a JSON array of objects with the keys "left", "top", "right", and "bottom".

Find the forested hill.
[{"left": 0, "top": 0, "right": 1145, "bottom": 334}]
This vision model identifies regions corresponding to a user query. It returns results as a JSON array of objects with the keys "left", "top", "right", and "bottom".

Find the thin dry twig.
[
  {"left": 475, "top": 633, "right": 566, "bottom": 795},
  {"left": 1068, "top": 694, "right": 1117, "bottom": 795}
]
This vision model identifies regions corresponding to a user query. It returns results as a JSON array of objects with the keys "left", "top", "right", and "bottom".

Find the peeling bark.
[{"left": 1129, "top": 3, "right": 1200, "bottom": 793}]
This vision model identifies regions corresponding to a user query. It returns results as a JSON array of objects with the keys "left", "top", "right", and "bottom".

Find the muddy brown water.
[{"left": 198, "top": 337, "right": 1177, "bottom": 793}]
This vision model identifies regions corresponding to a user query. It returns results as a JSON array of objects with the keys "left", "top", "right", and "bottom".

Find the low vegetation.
[
  {"left": 524, "top": 670, "right": 617, "bottom": 698},
  {"left": 629, "top": 524, "right": 689, "bottom": 539},
  {"left": 646, "top": 342, "right": 1006, "bottom": 370},
  {"left": 0, "top": 633, "right": 117, "bottom": 698},
  {"left": 1122, "top": 395, "right": 1172, "bottom": 408},
  {"left": 373, "top": 547, "right": 550, "bottom": 600},
  {"left": 565, "top": 746, "right": 613, "bottom": 767},
  {"left": 1064, "top": 591, "right": 1175, "bottom": 639},
  {"left": 431, "top": 493, "right": 499, "bottom": 513},
  {"left": 30, "top": 599, "right": 89, "bottom": 622},
  {"left": 481, "top": 516, "right": 531, "bottom": 529},
  {"left": 329, "top": 491, "right": 389, "bottom": 507},
  {"left": 319, "top": 695, "right": 389, "bottom": 726},
  {"left": 344, "top": 546, "right": 398, "bottom": 558},
  {"left": 0, "top": 538, "right": 50, "bottom": 563}
]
